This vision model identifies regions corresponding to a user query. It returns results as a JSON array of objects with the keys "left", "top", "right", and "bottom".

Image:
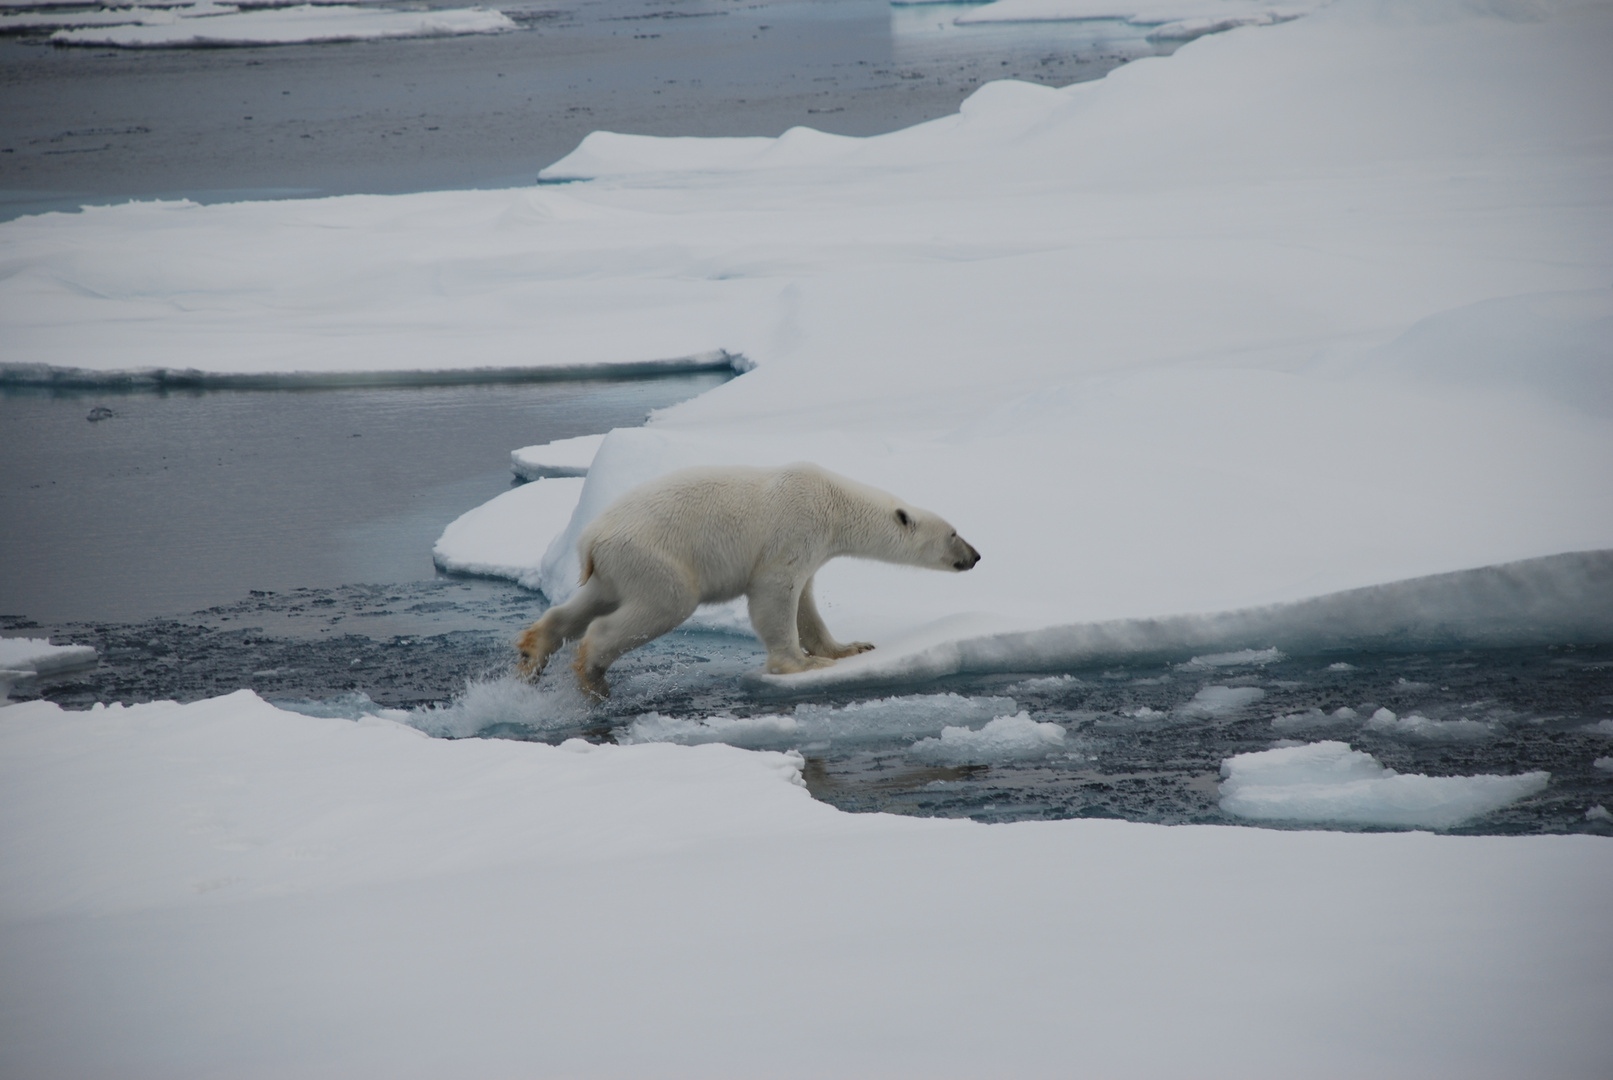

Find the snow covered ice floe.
[
  {"left": 949, "top": 0, "right": 1322, "bottom": 44},
  {"left": 509, "top": 433, "right": 607, "bottom": 481},
  {"left": 45, "top": 3, "right": 514, "bottom": 48},
  {"left": 3, "top": 691, "right": 1610, "bottom": 1077},
  {"left": 5, "top": 3, "right": 1612, "bottom": 694},
  {"left": 1219, "top": 741, "right": 1550, "bottom": 830},
  {"left": 431, "top": 477, "right": 585, "bottom": 591},
  {"left": 1363, "top": 706, "right": 1498, "bottom": 743}
]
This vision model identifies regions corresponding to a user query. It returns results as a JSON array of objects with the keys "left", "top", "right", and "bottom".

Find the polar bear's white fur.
[{"left": 516, "top": 463, "right": 981, "bottom": 697}]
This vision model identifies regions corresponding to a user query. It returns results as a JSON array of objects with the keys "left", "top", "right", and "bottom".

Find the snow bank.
[
  {"left": 510, "top": 433, "right": 607, "bottom": 480},
  {"left": 1220, "top": 741, "right": 1550, "bottom": 829},
  {"left": 2, "top": 691, "right": 1609, "bottom": 1078},
  {"left": 907, "top": 711, "right": 1069, "bottom": 764},
  {"left": 431, "top": 477, "right": 584, "bottom": 591},
  {"left": 48, "top": 4, "right": 514, "bottom": 47}
]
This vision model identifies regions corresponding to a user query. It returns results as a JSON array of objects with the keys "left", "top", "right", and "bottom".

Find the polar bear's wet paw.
[{"left": 767, "top": 653, "right": 838, "bottom": 675}]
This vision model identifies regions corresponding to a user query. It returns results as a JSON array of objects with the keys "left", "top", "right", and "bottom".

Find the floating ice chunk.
[
  {"left": 1594, "top": 757, "right": 1613, "bottom": 773},
  {"left": 1587, "top": 804, "right": 1613, "bottom": 822},
  {"left": 1219, "top": 741, "right": 1549, "bottom": 830},
  {"left": 1272, "top": 706, "right": 1360, "bottom": 733},
  {"left": 619, "top": 712, "right": 800, "bottom": 750},
  {"left": 1364, "top": 707, "right": 1497, "bottom": 743},
  {"left": 510, "top": 434, "right": 609, "bottom": 481},
  {"left": 1180, "top": 685, "right": 1266, "bottom": 717},
  {"left": 49, "top": 4, "right": 515, "bottom": 48},
  {"left": 431, "top": 477, "right": 585, "bottom": 591},
  {"left": 907, "top": 712, "right": 1067, "bottom": 766},
  {"left": 1006, "top": 674, "right": 1083, "bottom": 693},
  {"left": 619, "top": 694, "right": 1021, "bottom": 751},
  {"left": 1326, "top": 662, "right": 1356, "bottom": 672},
  {"left": 1179, "top": 647, "right": 1285, "bottom": 670},
  {"left": 1123, "top": 705, "right": 1170, "bottom": 720},
  {"left": 0, "top": 636, "right": 97, "bottom": 678},
  {"left": 1582, "top": 720, "right": 1613, "bottom": 736}
]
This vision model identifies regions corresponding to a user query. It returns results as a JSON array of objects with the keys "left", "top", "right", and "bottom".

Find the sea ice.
[
  {"left": 1219, "top": 741, "right": 1550, "bottom": 829},
  {"left": 1595, "top": 757, "right": 1613, "bottom": 773},
  {"left": 1180, "top": 684, "right": 1266, "bottom": 717},
  {"left": 1179, "top": 647, "right": 1286, "bottom": 669},
  {"left": 47, "top": 3, "right": 514, "bottom": 47},
  {"left": 0, "top": 638, "right": 97, "bottom": 697},
  {"left": 510, "top": 434, "right": 608, "bottom": 481},
  {"left": 431, "top": 477, "right": 584, "bottom": 592},
  {"left": 907, "top": 711, "right": 1069, "bottom": 765},
  {"left": 1583, "top": 720, "right": 1613, "bottom": 736},
  {"left": 1364, "top": 707, "right": 1497, "bottom": 743},
  {"left": 618, "top": 693, "right": 1021, "bottom": 750}
]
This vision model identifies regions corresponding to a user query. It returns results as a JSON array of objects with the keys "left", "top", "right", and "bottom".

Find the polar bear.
[{"left": 515, "top": 462, "right": 981, "bottom": 698}]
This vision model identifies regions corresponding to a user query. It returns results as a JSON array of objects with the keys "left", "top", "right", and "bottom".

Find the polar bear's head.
[{"left": 892, "top": 505, "right": 981, "bottom": 573}]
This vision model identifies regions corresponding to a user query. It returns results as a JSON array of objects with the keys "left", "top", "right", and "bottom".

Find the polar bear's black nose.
[{"left": 953, "top": 543, "right": 981, "bottom": 571}]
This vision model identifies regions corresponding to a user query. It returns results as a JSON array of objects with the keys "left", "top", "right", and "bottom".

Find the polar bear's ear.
[{"left": 895, "top": 509, "right": 912, "bottom": 528}]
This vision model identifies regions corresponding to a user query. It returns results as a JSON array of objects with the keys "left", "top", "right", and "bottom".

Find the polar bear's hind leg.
[
  {"left": 515, "top": 577, "right": 615, "bottom": 681},
  {"left": 574, "top": 593, "right": 698, "bottom": 698}
]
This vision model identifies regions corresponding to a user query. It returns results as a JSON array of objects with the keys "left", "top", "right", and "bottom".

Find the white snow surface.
[
  {"left": 431, "top": 477, "right": 585, "bottom": 589},
  {"left": 47, "top": 3, "right": 513, "bottom": 47},
  {"left": 510, "top": 432, "right": 607, "bottom": 479},
  {"left": 3, "top": 691, "right": 1609, "bottom": 1078},
  {"left": 1220, "top": 740, "right": 1551, "bottom": 829}
]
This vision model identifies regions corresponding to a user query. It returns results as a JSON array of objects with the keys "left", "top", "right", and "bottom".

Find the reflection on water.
[{"left": 0, "top": 374, "right": 727, "bottom": 623}]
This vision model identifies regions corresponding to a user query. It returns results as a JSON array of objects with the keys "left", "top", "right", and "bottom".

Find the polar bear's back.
[{"left": 579, "top": 464, "right": 843, "bottom": 603}]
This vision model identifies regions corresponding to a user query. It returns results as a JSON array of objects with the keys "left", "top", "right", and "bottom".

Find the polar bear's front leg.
[
  {"left": 749, "top": 569, "right": 835, "bottom": 674},
  {"left": 796, "top": 575, "right": 874, "bottom": 660}
]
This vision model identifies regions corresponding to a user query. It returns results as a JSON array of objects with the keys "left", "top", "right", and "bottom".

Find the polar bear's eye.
[{"left": 896, "top": 509, "right": 911, "bottom": 527}]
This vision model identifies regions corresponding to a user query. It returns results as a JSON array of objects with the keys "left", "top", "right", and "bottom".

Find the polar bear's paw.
[{"left": 766, "top": 653, "right": 838, "bottom": 675}]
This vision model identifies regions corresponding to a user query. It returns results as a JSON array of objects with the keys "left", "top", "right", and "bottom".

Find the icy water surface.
[
  {"left": 0, "top": 373, "right": 726, "bottom": 622},
  {"left": 0, "top": 0, "right": 1176, "bottom": 219},
  {"left": 14, "top": 595, "right": 1613, "bottom": 836}
]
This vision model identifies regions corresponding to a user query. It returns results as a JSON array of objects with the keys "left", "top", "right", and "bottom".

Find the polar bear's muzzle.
[{"left": 951, "top": 539, "right": 982, "bottom": 571}]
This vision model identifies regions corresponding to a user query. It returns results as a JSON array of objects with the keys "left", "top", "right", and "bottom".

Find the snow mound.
[
  {"left": 1364, "top": 707, "right": 1497, "bottom": 743},
  {"left": 1180, "top": 684, "right": 1266, "bottom": 717},
  {"left": 1179, "top": 647, "right": 1286, "bottom": 669},
  {"left": 510, "top": 434, "right": 608, "bottom": 481},
  {"left": 618, "top": 693, "right": 1021, "bottom": 750},
  {"left": 907, "top": 712, "right": 1068, "bottom": 765},
  {"left": 48, "top": 4, "right": 514, "bottom": 47},
  {"left": 1219, "top": 741, "right": 1549, "bottom": 830},
  {"left": 431, "top": 477, "right": 584, "bottom": 592}
]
